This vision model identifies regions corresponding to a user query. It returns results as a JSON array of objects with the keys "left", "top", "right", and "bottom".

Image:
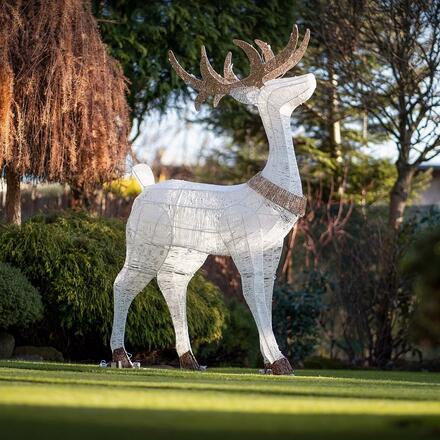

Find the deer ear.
[{"left": 230, "top": 87, "right": 259, "bottom": 106}]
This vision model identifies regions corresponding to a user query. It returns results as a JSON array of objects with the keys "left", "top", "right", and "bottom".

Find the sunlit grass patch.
[{"left": 1, "top": 361, "right": 439, "bottom": 440}]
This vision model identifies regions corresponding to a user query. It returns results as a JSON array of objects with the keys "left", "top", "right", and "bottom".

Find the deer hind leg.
[
  {"left": 111, "top": 265, "right": 155, "bottom": 367},
  {"left": 110, "top": 241, "right": 170, "bottom": 367},
  {"left": 157, "top": 247, "right": 208, "bottom": 370},
  {"left": 111, "top": 202, "right": 172, "bottom": 367}
]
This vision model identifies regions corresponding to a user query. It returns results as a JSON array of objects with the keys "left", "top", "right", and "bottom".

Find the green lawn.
[{"left": 0, "top": 361, "right": 439, "bottom": 439}]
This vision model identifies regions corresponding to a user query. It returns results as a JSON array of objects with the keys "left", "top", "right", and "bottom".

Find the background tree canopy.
[
  {"left": 93, "top": 0, "right": 439, "bottom": 230},
  {"left": 92, "top": 0, "right": 299, "bottom": 139}
]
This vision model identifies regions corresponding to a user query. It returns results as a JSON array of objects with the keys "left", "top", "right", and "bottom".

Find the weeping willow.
[{"left": 0, "top": 0, "right": 130, "bottom": 221}]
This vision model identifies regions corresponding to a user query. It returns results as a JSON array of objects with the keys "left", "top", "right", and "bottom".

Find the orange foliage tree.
[{"left": 0, "top": 0, "right": 130, "bottom": 224}]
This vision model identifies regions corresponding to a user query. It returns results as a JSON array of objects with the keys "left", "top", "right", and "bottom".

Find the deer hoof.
[
  {"left": 112, "top": 347, "right": 133, "bottom": 368},
  {"left": 271, "top": 357, "right": 294, "bottom": 375},
  {"left": 179, "top": 351, "right": 203, "bottom": 371}
]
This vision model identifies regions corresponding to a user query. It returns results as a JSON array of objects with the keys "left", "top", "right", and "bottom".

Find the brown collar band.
[{"left": 247, "top": 172, "right": 307, "bottom": 217}]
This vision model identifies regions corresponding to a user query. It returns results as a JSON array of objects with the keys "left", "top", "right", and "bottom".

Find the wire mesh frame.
[{"left": 110, "top": 67, "right": 316, "bottom": 369}]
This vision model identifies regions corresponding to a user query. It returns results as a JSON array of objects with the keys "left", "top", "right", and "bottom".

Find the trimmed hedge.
[{"left": 0, "top": 211, "right": 227, "bottom": 359}]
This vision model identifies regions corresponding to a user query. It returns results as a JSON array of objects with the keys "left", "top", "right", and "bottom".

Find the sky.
[{"left": 132, "top": 106, "right": 225, "bottom": 166}]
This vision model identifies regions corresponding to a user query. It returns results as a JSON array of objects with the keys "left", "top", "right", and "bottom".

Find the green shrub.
[
  {"left": 198, "top": 296, "right": 260, "bottom": 367},
  {"left": 0, "top": 211, "right": 227, "bottom": 359},
  {"left": 273, "top": 278, "right": 324, "bottom": 364},
  {"left": 401, "top": 224, "right": 440, "bottom": 347},
  {"left": 127, "top": 273, "right": 227, "bottom": 351},
  {"left": 13, "top": 345, "right": 63, "bottom": 362},
  {"left": 200, "top": 279, "right": 325, "bottom": 368},
  {"left": 303, "top": 355, "right": 347, "bottom": 369},
  {"left": 0, "top": 262, "right": 43, "bottom": 330},
  {"left": 326, "top": 216, "right": 422, "bottom": 367}
]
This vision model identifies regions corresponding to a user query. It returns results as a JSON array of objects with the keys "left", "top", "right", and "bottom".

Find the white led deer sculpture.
[{"left": 111, "top": 25, "right": 316, "bottom": 375}]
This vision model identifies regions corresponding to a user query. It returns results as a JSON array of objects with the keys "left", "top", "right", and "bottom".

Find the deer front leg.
[
  {"left": 221, "top": 212, "right": 292, "bottom": 374},
  {"left": 261, "top": 243, "right": 284, "bottom": 371}
]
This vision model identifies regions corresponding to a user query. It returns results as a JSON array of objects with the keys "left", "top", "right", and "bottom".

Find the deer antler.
[{"left": 168, "top": 25, "right": 310, "bottom": 110}]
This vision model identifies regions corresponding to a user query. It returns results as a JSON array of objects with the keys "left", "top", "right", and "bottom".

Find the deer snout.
[
  {"left": 303, "top": 73, "right": 316, "bottom": 89},
  {"left": 285, "top": 73, "right": 316, "bottom": 98},
  {"left": 261, "top": 73, "right": 316, "bottom": 114},
  {"left": 286, "top": 74, "right": 315, "bottom": 111},
  {"left": 297, "top": 73, "right": 316, "bottom": 101}
]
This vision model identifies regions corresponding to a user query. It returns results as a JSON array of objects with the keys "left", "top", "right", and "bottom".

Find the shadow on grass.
[{"left": 1, "top": 404, "right": 439, "bottom": 440}]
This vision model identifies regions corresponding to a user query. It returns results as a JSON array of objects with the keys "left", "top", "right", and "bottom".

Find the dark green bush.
[
  {"left": 0, "top": 262, "right": 43, "bottom": 330},
  {"left": 327, "top": 215, "right": 423, "bottom": 367},
  {"left": 401, "top": 224, "right": 440, "bottom": 347},
  {"left": 273, "top": 279, "right": 324, "bottom": 364},
  {"left": 303, "top": 356, "right": 347, "bottom": 369},
  {"left": 13, "top": 345, "right": 63, "bottom": 362},
  {"left": 0, "top": 211, "right": 227, "bottom": 359},
  {"left": 198, "top": 295, "right": 260, "bottom": 367},
  {"left": 127, "top": 273, "right": 227, "bottom": 351},
  {"left": 200, "top": 279, "right": 325, "bottom": 368}
]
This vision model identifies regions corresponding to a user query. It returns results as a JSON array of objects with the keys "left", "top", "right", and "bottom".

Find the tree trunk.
[
  {"left": 373, "top": 298, "right": 393, "bottom": 368},
  {"left": 5, "top": 167, "right": 21, "bottom": 225},
  {"left": 388, "top": 167, "right": 414, "bottom": 230},
  {"left": 69, "top": 183, "right": 94, "bottom": 209},
  {"left": 328, "top": 66, "right": 342, "bottom": 159}
]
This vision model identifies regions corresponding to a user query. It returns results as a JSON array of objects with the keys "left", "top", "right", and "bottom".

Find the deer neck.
[{"left": 258, "top": 103, "right": 302, "bottom": 195}]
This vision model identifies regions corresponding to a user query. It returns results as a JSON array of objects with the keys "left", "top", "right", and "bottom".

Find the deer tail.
[{"left": 132, "top": 164, "right": 155, "bottom": 188}]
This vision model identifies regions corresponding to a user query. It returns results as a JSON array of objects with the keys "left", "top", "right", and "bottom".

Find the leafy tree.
[
  {"left": 92, "top": 0, "right": 299, "bottom": 141},
  {"left": 0, "top": 0, "right": 130, "bottom": 224},
  {"left": 323, "top": 0, "right": 440, "bottom": 229},
  {"left": 92, "top": 1, "right": 402, "bottom": 211}
]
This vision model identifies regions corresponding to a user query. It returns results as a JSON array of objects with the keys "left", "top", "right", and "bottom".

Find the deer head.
[{"left": 169, "top": 25, "right": 316, "bottom": 114}]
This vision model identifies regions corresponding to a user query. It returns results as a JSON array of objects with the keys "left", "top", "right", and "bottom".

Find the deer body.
[
  {"left": 129, "top": 182, "right": 283, "bottom": 255},
  {"left": 110, "top": 27, "right": 316, "bottom": 374}
]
